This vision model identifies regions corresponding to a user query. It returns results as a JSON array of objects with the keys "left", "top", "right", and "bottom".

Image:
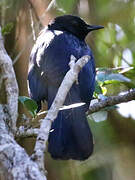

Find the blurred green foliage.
[
  {"left": 2, "top": 22, "right": 14, "bottom": 35},
  {"left": 56, "top": 0, "right": 78, "bottom": 14}
]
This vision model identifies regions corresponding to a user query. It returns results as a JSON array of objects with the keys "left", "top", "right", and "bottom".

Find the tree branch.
[
  {"left": 15, "top": 89, "right": 135, "bottom": 141},
  {"left": 16, "top": 126, "right": 39, "bottom": 139},
  {"left": 0, "top": 28, "right": 18, "bottom": 134},
  {"left": 0, "top": 27, "right": 46, "bottom": 180},
  {"left": 88, "top": 89, "right": 135, "bottom": 114},
  {"left": 32, "top": 55, "right": 90, "bottom": 172}
]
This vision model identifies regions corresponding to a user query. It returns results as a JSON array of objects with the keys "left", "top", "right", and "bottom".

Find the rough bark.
[
  {"left": 0, "top": 29, "right": 18, "bottom": 134},
  {"left": 0, "top": 27, "right": 46, "bottom": 180},
  {"left": 88, "top": 89, "right": 135, "bottom": 114}
]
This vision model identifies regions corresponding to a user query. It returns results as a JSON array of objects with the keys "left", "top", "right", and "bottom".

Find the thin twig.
[
  {"left": 13, "top": 33, "right": 33, "bottom": 65},
  {"left": 13, "top": 0, "right": 55, "bottom": 65},
  {"left": 16, "top": 127, "right": 39, "bottom": 139},
  {"left": 29, "top": 3, "right": 36, "bottom": 41}
]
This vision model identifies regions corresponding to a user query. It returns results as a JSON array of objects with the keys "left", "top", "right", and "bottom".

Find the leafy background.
[{"left": 1, "top": 0, "right": 135, "bottom": 179}]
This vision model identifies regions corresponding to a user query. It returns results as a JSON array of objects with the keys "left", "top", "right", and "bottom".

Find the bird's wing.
[
  {"left": 28, "top": 29, "right": 95, "bottom": 110},
  {"left": 27, "top": 29, "right": 50, "bottom": 110},
  {"left": 78, "top": 45, "right": 96, "bottom": 107}
]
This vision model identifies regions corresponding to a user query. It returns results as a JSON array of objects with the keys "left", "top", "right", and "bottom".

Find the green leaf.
[
  {"left": 18, "top": 96, "right": 38, "bottom": 117},
  {"left": 94, "top": 81, "right": 103, "bottom": 98},
  {"left": 97, "top": 72, "right": 131, "bottom": 83},
  {"left": 104, "top": 78, "right": 135, "bottom": 88},
  {"left": 2, "top": 22, "right": 14, "bottom": 35},
  {"left": 103, "top": 79, "right": 123, "bottom": 85},
  {"left": 101, "top": 86, "right": 107, "bottom": 95}
]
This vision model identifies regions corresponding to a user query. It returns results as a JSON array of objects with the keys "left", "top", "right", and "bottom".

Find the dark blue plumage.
[{"left": 28, "top": 15, "right": 103, "bottom": 160}]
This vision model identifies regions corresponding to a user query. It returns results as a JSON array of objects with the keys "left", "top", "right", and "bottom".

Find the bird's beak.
[{"left": 86, "top": 24, "right": 104, "bottom": 31}]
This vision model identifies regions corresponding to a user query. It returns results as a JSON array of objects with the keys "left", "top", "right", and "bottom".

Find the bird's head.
[{"left": 48, "top": 15, "right": 104, "bottom": 40}]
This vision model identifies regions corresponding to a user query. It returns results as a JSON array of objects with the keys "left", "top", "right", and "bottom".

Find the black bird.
[{"left": 28, "top": 15, "right": 103, "bottom": 160}]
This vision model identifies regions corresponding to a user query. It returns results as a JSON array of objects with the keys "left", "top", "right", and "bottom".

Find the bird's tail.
[{"left": 48, "top": 85, "right": 93, "bottom": 160}]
